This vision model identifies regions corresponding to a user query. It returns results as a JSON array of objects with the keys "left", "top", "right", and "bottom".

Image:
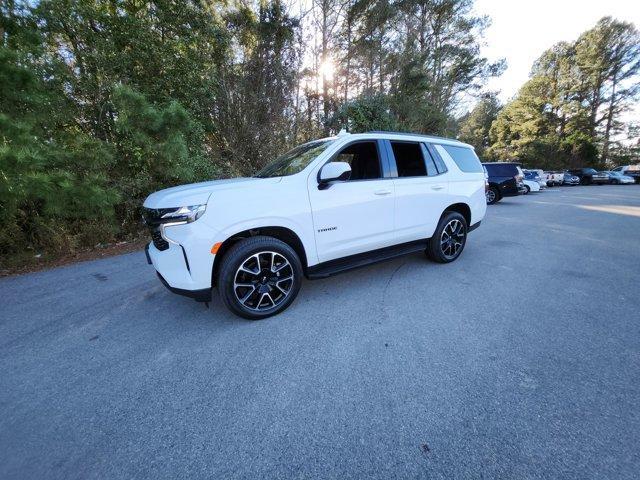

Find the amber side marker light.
[{"left": 211, "top": 242, "right": 222, "bottom": 254}]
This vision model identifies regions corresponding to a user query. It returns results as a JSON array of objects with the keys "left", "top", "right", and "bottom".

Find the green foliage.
[
  {"left": 333, "top": 94, "right": 397, "bottom": 132},
  {"left": 0, "top": 45, "right": 117, "bottom": 255},
  {"left": 110, "top": 85, "right": 218, "bottom": 227},
  {"left": 457, "top": 93, "right": 500, "bottom": 159}
]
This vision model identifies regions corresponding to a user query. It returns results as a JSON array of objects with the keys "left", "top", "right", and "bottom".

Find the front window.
[
  {"left": 255, "top": 139, "right": 335, "bottom": 178},
  {"left": 331, "top": 141, "right": 382, "bottom": 180}
]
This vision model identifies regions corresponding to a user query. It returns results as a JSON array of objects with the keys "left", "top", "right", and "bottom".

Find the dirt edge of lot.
[{"left": 0, "top": 237, "right": 149, "bottom": 278}]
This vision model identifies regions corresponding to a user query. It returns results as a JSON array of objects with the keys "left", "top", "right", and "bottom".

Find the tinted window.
[
  {"left": 441, "top": 145, "right": 483, "bottom": 173},
  {"left": 391, "top": 141, "right": 426, "bottom": 177},
  {"left": 333, "top": 141, "right": 381, "bottom": 180},
  {"left": 422, "top": 145, "right": 439, "bottom": 176},
  {"left": 428, "top": 145, "right": 448, "bottom": 173},
  {"left": 484, "top": 163, "right": 518, "bottom": 177}
]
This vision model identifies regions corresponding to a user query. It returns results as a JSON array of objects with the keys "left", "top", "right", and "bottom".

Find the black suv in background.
[
  {"left": 567, "top": 168, "right": 609, "bottom": 185},
  {"left": 483, "top": 162, "right": 526, "bottom": 204}
]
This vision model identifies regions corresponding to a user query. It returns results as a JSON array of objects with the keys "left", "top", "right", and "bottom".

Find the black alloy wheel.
[
  {"left": 217, "top": 236, "right": 302, "bottom": 319},
  {"left": 426, "top": 211, "right": 468, "bottom": 263}
]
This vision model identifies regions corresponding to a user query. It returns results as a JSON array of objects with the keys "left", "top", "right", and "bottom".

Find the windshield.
[{"left": 255, "top": 140, "right": 335, "bottom": 178}]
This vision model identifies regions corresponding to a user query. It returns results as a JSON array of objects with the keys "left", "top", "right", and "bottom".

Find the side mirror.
[{"left": 318, "top": 162, "right": 351, "bottom": 189}]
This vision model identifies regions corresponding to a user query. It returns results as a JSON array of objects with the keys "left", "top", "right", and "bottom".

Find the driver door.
[{"left": 308, "top": 140, "right": 395, "bottom": 263}]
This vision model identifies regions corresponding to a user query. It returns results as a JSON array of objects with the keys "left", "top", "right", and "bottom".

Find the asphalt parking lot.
[{"left": 1, "top": 185, "right": 639, "bottom": 479}]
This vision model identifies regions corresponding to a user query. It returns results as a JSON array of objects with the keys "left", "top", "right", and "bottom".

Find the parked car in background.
[
  {"left": 545, "top": 171, "right": 564, "bottom": 186},
  {"left": 562, "top": 172, "right": 580, "bottom": 186},
  {"left": 603, "top": 171, "right": 635, "bottom": 184},
  {"left": 523, "top": 171, "right": 543, "bottom": 192},
  {"left": 612, "top": 165, "right": 640, "bottom": 184},
  {"left": 523, "top": 177, "right": 540, "bottom": 194},
  {"left": 525, "top": 169, "right": 547, "bottom": 189},
  {"left": 483, "top": 162, "right": 526, "bottom": 204},
  {"left": 567, "top": 168, "right": 609, "bottom": 185}
]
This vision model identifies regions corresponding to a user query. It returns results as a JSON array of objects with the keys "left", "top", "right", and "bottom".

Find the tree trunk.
[{"left": 601, "top": 70, "right": 618, "bottom": 164}]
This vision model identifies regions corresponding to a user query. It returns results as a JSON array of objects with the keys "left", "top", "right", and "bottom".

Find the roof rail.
[{"left": 365, "top": 130, "right": 463, "bottom": 143}]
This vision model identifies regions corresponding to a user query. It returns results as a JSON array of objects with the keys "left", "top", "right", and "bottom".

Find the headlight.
[{"left": 160, "top": 204, "right": 206, "bottom": 224}]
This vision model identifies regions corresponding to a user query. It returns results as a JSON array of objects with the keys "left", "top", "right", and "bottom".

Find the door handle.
[
  {"left": 374, "top": 189, "right": 392, "bottom": 196},
  {"left": 431, "top": 185, "right": 445, "bottom": 191}
]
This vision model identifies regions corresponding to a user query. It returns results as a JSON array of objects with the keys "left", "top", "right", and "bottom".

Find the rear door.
[
  {"left": 308, "top": 140, "right": 396, "bottom": 263},
  {"left": 387, "top": 140, "right": 450, "bottom": 242}
]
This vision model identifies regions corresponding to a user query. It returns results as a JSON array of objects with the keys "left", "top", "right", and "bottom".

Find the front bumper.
[
  {"left": 156, "top": 271, "right": 211, "bottom": 302},
  {"left": 146, "top": 241, "right": 213, "bottom": 301},
  {"left": 145, "top": 217, "right": 217, "bottom": 297},
  {"left": 147, "top": 236, "right": 213, "bottom": 284}
]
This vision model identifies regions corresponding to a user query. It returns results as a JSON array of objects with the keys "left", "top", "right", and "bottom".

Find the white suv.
[{"left": 143, "top": 132, "right": 487, "bottom": 319}]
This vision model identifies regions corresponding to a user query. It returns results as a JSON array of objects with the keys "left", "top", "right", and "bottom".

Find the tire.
[
  {"left": 524, "top": 185, "right": 531, "bottom": 194},
  {"left": 217, "top": 236, "right": 302, "bottom": 320},
  {"left": 426, "top": 211, "right": 468, "bottom": 264},
  {"left": 486, "top": 187, "right": 499, "bottom": 205}
]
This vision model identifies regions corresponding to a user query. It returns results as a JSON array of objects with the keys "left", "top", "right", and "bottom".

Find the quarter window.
[{"left": 440, "top": 145, "right": 484, "bottom": 173}]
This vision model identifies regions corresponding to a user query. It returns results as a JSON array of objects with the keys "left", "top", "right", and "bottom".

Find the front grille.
[{"left": 150, "top": 227, "right": 169, "bottom": 251}]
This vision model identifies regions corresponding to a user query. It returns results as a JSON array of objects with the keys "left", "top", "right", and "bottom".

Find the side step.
[{"left": 306, "top": 240, "right": 428, "bottom": 279}]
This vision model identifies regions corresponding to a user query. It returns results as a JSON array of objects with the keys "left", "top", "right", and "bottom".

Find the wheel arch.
[
  {"left": 211, "top": 226, "right": 308, "bottom": 287},
  {"left": 442, "top": 202, "right": 472, "bottom": 226}
]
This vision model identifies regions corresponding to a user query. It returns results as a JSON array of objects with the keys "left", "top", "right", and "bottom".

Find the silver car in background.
[
  {"left": 603, "top": 171, "right": 635, "bottom": 184},
  {"left": 563, "top": 172, "right": 580, "bottom": 185}
]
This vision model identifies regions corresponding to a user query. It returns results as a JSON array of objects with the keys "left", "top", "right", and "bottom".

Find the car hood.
[{"left": 143, "top": 177, "right": 282, "bottom": 208}]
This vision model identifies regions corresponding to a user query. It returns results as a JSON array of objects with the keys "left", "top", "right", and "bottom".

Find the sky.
[{"left": 473, "top": 0, "right": 640, "bottom": 104}]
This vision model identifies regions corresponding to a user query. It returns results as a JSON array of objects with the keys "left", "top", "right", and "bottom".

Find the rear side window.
[
  {"left": 391, "top": 141, "right": 426, "bottom": 177},
  {"left": 484, "top": 163, "right": 518, "bottom": 177},
  {"left": 441, "top": 145, "right": 483, "bottom": 173}
]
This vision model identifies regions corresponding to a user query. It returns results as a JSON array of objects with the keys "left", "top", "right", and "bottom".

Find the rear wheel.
[
  {"left": 486, "top": 187, "right": 499, "bottom": 205},
  {"left": 426, "top": 211, "right": 468, "bottom": 263},
  {"left": 217, "top": 236, "right": 302, "bottom": 319}
]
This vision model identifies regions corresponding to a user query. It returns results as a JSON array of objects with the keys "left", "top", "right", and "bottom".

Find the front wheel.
[
  {"left": 426, "top": 212, "right": 468, "bottom": 263},
  {"left": 217, "top": 236, "right": 302, "bottom": 319},
  {"left": 524, "top": 185, "right": 531, "bottom": 194}
]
